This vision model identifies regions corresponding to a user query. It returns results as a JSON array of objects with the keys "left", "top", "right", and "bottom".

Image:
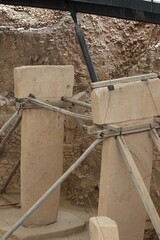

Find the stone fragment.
[
  {"left": 14, "top": 65, "right": 74, "bottom": 226},
  {"left": 90, "top": 217, "right": 119, "bottom": 240}
]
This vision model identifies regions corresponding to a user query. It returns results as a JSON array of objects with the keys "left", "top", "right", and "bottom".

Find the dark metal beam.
[{"left": 0, "top": 0, "right": 159, "bottom": 24}]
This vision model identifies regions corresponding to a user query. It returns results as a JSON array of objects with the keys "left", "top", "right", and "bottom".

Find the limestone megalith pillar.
[
  {"left": 14, "top": 65, "right": 74, "bottom": 226},
  {"left": 98, "top": 133, "right": 153, "bottom": 240},
  {"left": 91, "top": 78, "right": 160, "bottom": 240}
]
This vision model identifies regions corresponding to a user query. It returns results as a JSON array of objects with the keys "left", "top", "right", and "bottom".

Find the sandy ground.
[{"left": 0, "top": 192, "right": 95, "bottom": 240}]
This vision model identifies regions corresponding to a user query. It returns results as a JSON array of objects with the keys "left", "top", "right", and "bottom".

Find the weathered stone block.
[
  {"left": 91, "top": 78, "right": 160, "bottom": 125},
  {"left": 90, "top": 217, "right": 119, "bottom": 240}
]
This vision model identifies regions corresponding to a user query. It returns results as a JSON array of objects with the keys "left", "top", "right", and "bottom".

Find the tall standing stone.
[
  {"left": 91, "top": 78, "right": 160, "bottom": 240},
  {"left": 14, "top": 65, "right": 74, "bottom": 226}
]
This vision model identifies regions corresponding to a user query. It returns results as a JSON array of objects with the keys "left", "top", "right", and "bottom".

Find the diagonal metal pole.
[
  {"left": 0, "top": 113, "right": 22, "bottom": 151},
  {"left": 0, "top": 160, "right": 20, "bottom": 194},
  {"left": 116, "top": 136, "right": 160, "bottom": 239},
  {"left": 76, "top": 119, "right": 100, "bottom": 171},
  {"left": 62, "top": 96, "right": 91, "bottom": 109},
  {"left": 0, "top": 111, "right": 20, "bottom": 136},
  {"left": 2, "top": 138, "right": 102, "bottom": 240},
  {"left": 28, "top": 97, "right": 92, "bottom": 122},
  {"left": 71, "top": 12, "right": 99, "bottom": 83}
]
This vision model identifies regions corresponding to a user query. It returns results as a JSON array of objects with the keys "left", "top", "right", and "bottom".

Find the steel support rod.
[
  {"left": 0, "top": 111, "right": 20, "bottom": 136},
  {"left": 76, "top": 119, "right": 100, "bottom": 171},
  {"left": 2, "top": 138, "right": 102, "bottom": 240},
  {"left": 0, "top": 113, "right": 22, "bottom": 151},
  {"left": 0, "top": 160, "right": 20, "bottom": 194},
  {"left": 28, "top": 97, "right": 92, "bottom": 122},
  {"left": 91, "top": 73, "right": 158, "bottom": 89},
  {"left": 71, "top": 12, "right": 99, "bottom": 83},
  {"left": 74, "top": 24, "right": 99, "bottom": 83},
  {"left": 62, "top": 96, "right": 91, "bottom": 109},
  {"left": 116, "top": 136, "right": 160, "bottom": 239},
  {"left": 96, "top": 122, "right": 160, "bottom": 139}
]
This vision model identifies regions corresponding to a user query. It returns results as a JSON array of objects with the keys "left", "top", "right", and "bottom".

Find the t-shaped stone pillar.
[
  {"left": 91, "top": 78, "right": 160, "bottom": 240},
  {"left": 14, "top": 65, "right": 74, "bottom": 226}
]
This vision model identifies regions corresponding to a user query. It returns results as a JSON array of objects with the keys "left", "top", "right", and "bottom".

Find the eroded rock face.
[{"left": 0, "top": 5, "right": 159, "bottom": 98}]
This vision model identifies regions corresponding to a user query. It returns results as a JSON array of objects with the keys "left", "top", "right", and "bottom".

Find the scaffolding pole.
[
  {"left": 0, "top": 113, "right": 22, "bottom": 151},
  {"left": 0, "top": 111, "right": 20, "bottom": 136},
  {"left": 0, "top": 160, "right": 20, "bottom": 194},
  {"left": 62, "top": 96, "right": 91, "bottom": 109},
  {"left": 28, "top": 97, "right": 92, "bottom": 122}
]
